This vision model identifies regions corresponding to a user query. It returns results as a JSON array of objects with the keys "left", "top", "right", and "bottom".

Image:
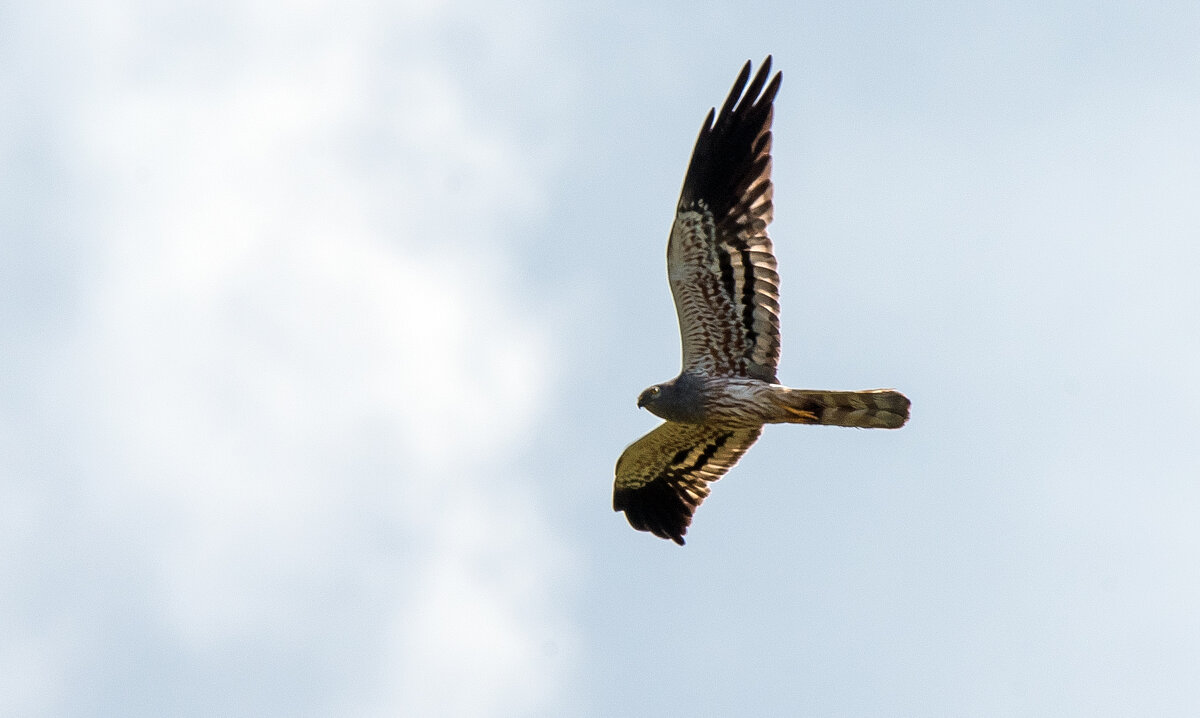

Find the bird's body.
[
  {"left": 640, "top": 373, "right": 909, "bottom": 430},
  {"left": 613, "top": 57, "right": 910, "bottom": 544}
]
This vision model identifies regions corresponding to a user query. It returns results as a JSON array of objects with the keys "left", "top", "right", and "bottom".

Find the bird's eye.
[{"left": 651, "top": 386, "right": 661, "bottom": 394}]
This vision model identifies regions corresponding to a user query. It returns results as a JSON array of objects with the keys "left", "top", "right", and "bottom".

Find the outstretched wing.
[
  {"left": 613, "top": 422, "right": 762, "bottom": 545},
  {"left": 668, "top": 57, "right": 783, "bottom": 382}
]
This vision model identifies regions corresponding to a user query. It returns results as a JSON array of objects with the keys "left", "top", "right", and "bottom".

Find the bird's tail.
[{"left": 770, "top": 388, "right": 910, "bottom": 429}]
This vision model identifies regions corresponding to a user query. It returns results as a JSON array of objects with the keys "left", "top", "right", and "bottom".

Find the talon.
[{"left": 782, "top": 406, "right": 818, "bottom": 421}]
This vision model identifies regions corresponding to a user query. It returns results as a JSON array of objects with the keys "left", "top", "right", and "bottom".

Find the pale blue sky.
[{"left": 4, "top": 1, "right": 1200, "bottom": 716}]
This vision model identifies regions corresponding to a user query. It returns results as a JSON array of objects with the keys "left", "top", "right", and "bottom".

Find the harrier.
[{"left": 613, "top": 57, "right": 910, "bottom": 545}]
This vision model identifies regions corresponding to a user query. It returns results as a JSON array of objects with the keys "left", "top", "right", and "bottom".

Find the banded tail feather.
[{"left": 771, "top": 388, "right": 910, "bottom": 429}]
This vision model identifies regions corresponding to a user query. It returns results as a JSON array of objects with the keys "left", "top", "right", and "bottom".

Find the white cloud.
[{"left": 2, "top": 1, "right": 572, "bottom": 716}]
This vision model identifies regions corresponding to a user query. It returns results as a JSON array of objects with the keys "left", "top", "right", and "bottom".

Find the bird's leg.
[
  {"left": 780, "top": 405, "right": 818, "bottom": 422},
  {"left": 768, "top": 393, "right": 819, "bottom": 423}
]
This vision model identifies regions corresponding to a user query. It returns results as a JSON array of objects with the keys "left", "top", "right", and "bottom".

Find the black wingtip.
[
  {"left": 717, "top": 60, "right": 753, "bottom": 122},
  {"left": 678, "top": 57, "right": 783, "bottom": 219},
  {"left": 614, "top": 483, "right": 693, "bottom": 546}
]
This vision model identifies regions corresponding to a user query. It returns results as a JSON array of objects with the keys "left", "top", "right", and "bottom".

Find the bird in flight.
[{"left": 613, "top": 57, "right": 910, "bottom": 545}]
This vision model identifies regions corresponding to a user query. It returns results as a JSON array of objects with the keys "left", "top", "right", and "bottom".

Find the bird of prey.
[{"left": 613, "top": 57, "right": 910, "bottom": 545}]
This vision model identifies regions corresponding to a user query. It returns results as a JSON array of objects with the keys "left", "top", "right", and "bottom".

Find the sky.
[{"left": 3, "top": 1, "right": 1200, "bottom": 716}]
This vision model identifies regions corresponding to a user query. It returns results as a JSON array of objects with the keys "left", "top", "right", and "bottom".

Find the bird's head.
[
  {"left": 635, "top": 374, "right": 705, "bottom": 422},
  {"left": 638, "top": 377, "right": 700, "bottom": 422},
  {"left": 636, "top": 384, "right": 663, "bottom": 409}
]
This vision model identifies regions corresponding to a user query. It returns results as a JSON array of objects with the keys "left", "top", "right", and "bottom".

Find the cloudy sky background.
[{"left": 4, "top": 1, "right": 1200, "bottom": 716}]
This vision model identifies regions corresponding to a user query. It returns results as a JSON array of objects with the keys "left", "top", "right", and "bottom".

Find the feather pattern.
[
  {"left": 668, "top": 57, "right": 782, "bottom": 383},
  {"left": 613, "top": 423, "right": 762, "bottom": 545},
  {"left": 613, "top": 58, "right": 910, "bottom": 545}
]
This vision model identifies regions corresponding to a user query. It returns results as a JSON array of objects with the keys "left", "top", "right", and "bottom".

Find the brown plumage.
[{"left": 612, "top": 57, "right": 911, "bottom": 545}]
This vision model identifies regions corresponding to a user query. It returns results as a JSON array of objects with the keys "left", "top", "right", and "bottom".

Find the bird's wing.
[
  {"left": 613, "top": 422, "right": 762, "bottom": 545},
  {"left": 667, "top": 57, "right": 782, "bottom": 382}
]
